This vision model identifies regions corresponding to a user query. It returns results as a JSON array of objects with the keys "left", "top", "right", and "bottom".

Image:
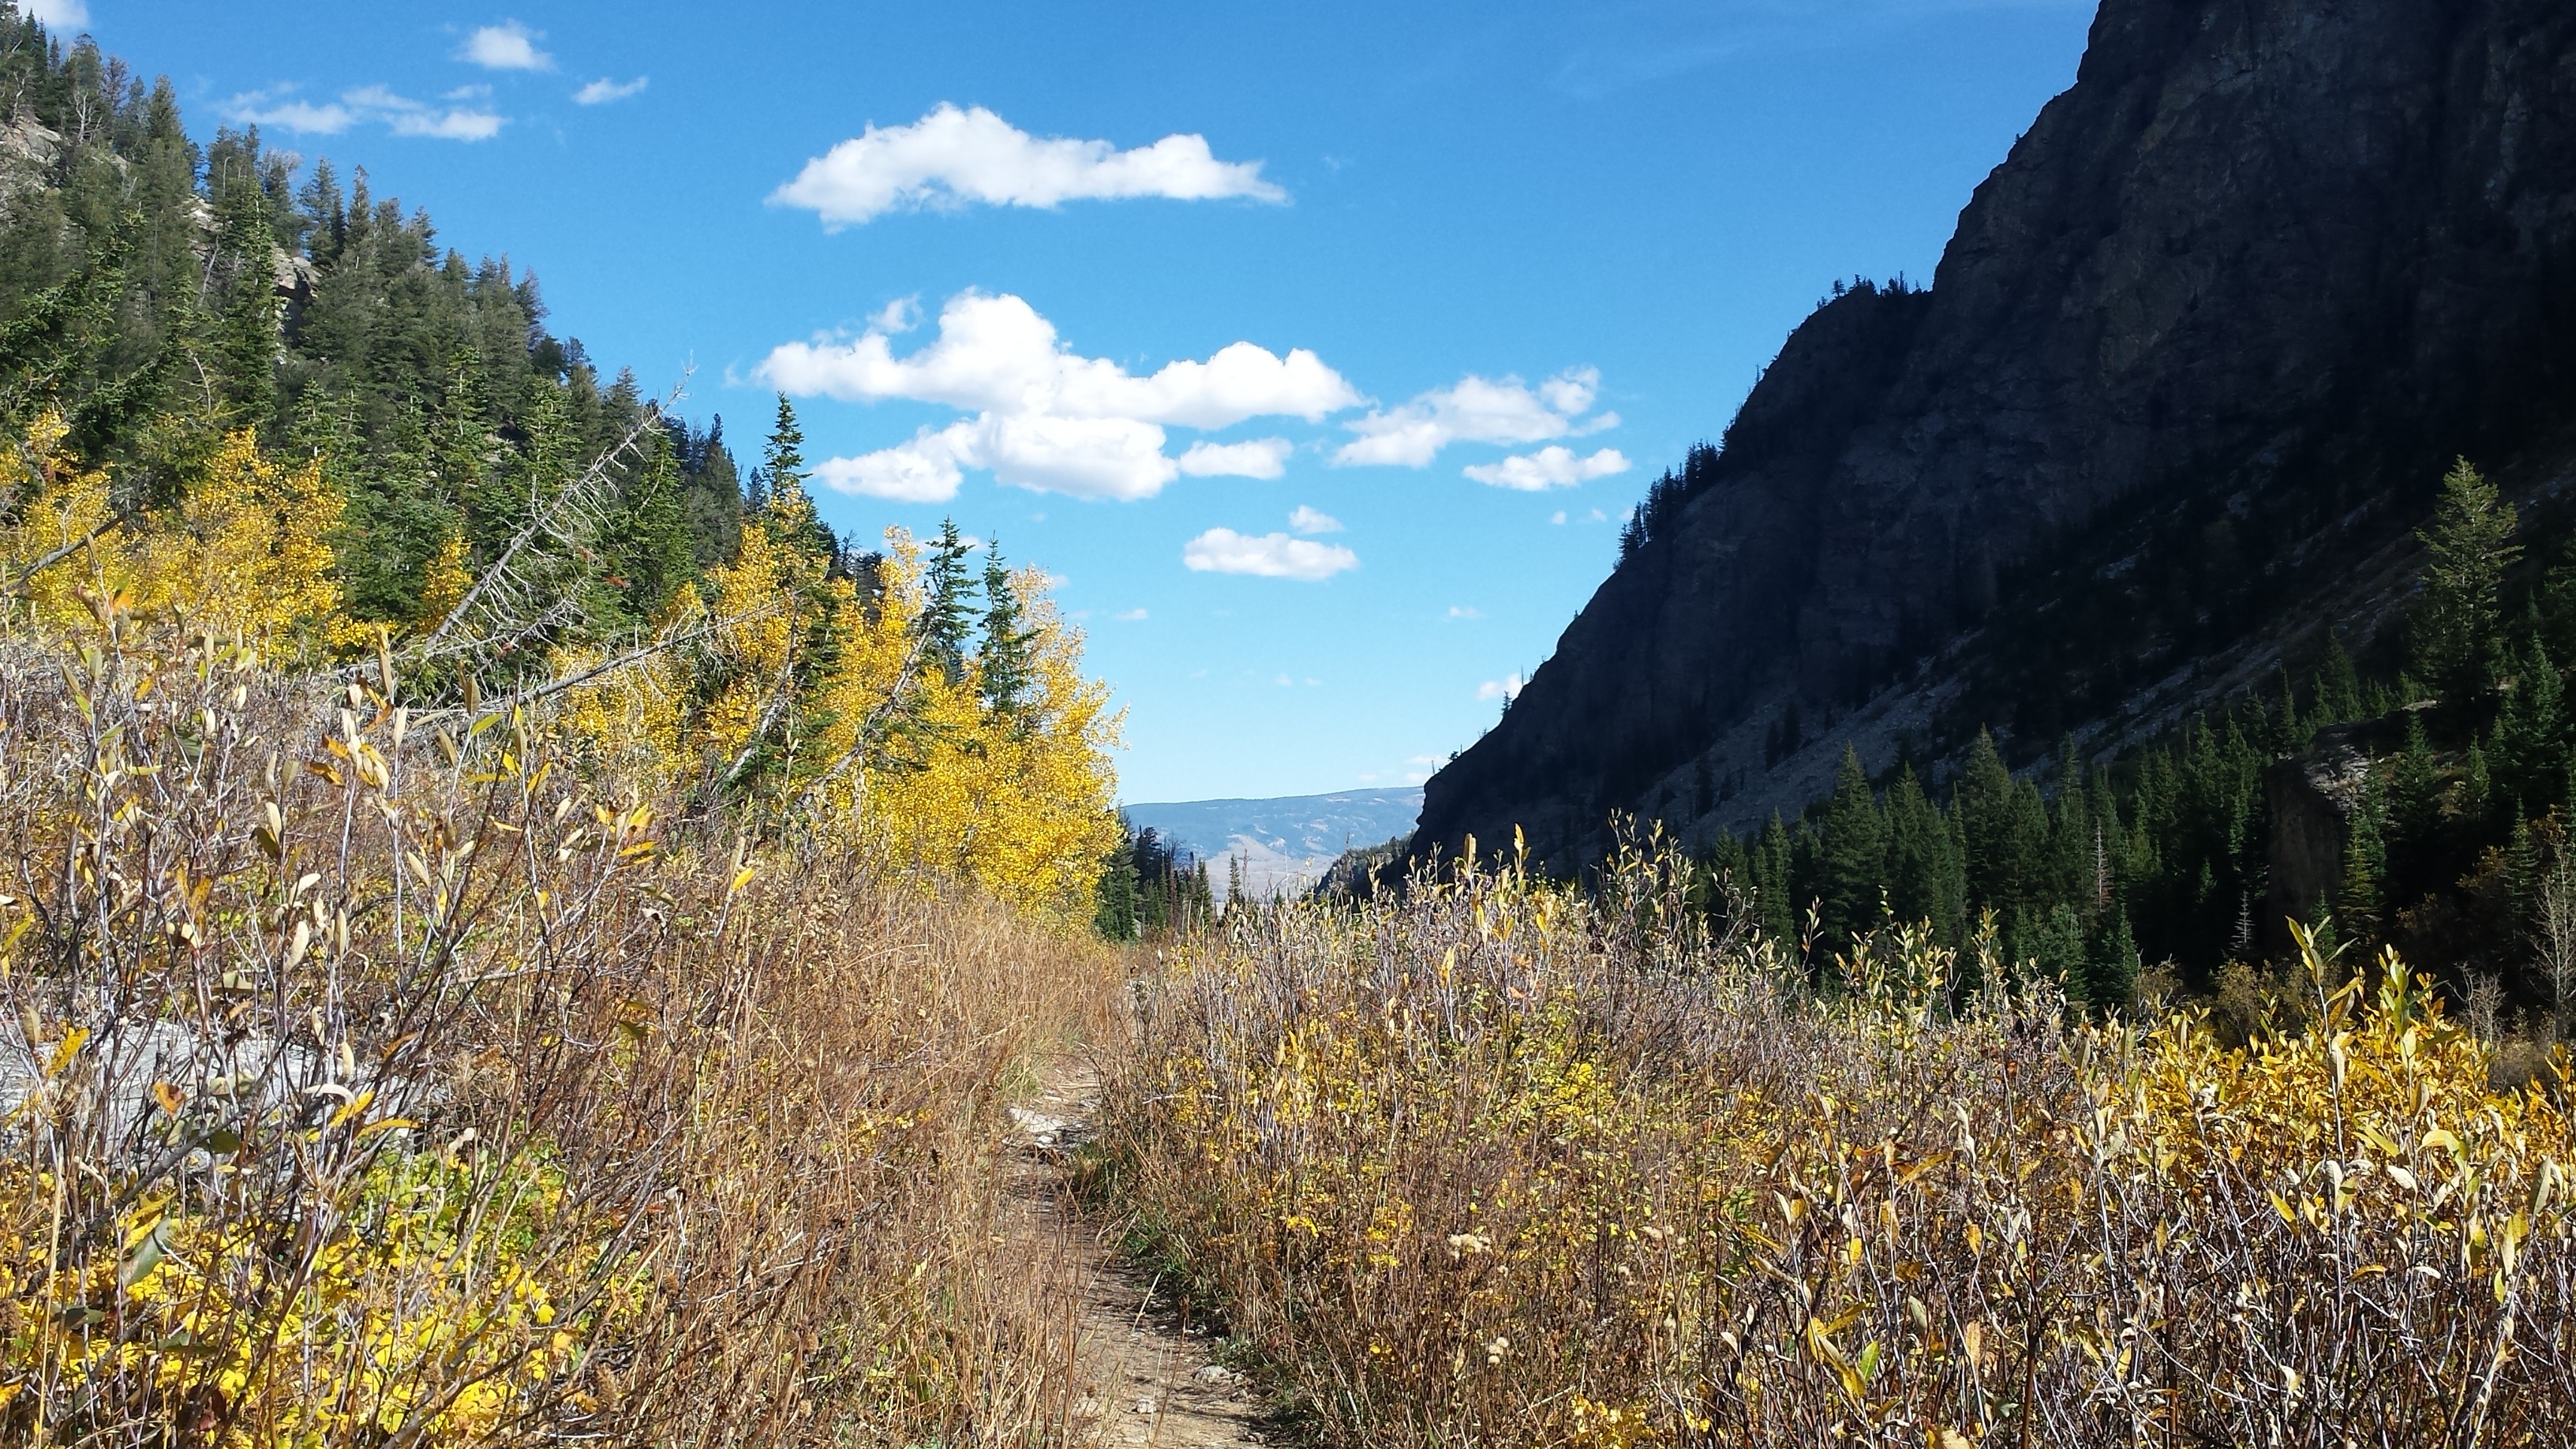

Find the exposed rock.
[
  {"left": 2263, "top": 724, "right": 2376, "bottom": 948},
  {"left": 0, "top": 110, "right": 61, "bottom": 219},
  {"left": 1420, "top": 0, "right": 2576, "bottom": 871},
  {"left": 1005, "top": 1105, "right": 1091, "bottom": 1148}
]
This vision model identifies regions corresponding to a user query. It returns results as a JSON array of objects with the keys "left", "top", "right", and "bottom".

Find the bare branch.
[{"left": 0, "top": 515, "right": 118, "bottom": 597}]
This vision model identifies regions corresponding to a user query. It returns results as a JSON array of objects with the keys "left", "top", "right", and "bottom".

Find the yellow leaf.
[
  {"left": 46, "top": 1026, "right": 88, "bottom": 1078},
  {"left": 328, "top": 1088, "right": 377, "bottom": 1131}
]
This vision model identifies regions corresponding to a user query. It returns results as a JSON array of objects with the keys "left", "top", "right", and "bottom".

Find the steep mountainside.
[{"left": 1419, "top": 0, "right": 2576, "bottom": 870}]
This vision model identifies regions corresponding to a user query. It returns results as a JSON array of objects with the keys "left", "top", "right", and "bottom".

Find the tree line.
[{"left": 1703, "top": 459, "right": 2576, "bottom": 1023}]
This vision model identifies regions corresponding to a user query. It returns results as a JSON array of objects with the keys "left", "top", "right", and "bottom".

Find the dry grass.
[
  {"left": 1102, "top": 838, "right": 2576, "bottom": 1446},
  {"left": 0, "top": 620, "right": 1124, "bottom": 1446}
]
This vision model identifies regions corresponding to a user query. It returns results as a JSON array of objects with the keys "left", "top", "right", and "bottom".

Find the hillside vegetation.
[
  {"left": 1104, "top": 844, "right": 2576, "bottom": 1445},
  {"left": 0, "top": 11, "right": 1130, "bottom": 1443}
]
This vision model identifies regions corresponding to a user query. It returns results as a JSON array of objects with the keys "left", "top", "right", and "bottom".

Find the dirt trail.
[{"left": 1005, "top": 1058, "right": 1268, "bottom": 1448}]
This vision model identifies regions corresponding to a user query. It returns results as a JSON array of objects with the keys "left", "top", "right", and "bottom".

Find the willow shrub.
[
  {"left": 1103, "top": 837, "right": 2576, "bottom": 1446},
  {"left": 0, "top": 616, "right": 1118, "bottom": 1446}
]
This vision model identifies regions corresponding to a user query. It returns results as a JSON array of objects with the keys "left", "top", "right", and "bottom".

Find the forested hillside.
[
  {"left": 0, "top": 11, "right": 1141, "bottom": 1443},
  {"left": 1612, "top": 458, "right": 2576, "bottom": 1031},
  {"left": 0, "top": 10, "right": 745, "bottom": 636},
  {"left": 0, "top": 12, "right": 1120, "bottom": 914}
]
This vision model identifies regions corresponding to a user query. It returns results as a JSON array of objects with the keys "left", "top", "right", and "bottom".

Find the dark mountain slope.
[{"left": 1420, "top": 0, "right": 2576, "bottom": 870}]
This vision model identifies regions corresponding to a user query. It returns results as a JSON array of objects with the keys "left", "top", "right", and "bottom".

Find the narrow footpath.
[{"left": 1005, "top": 1060, "right": 1268, "bottom": 1448}]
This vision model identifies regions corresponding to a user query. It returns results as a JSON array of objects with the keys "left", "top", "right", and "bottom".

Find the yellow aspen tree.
[
  {"left": 0, "top": 410, "right": 118, "bottom": 631},
  {"left": 557, "top": 582, "right": 702, "bottom": 797},
  {"left": 128, "top": 430, "right": 354, "bottom": 653},
  {"left": 417, "top": 529, "right": 473, "bottom": 631},
  {"left": 861, "top": 567, "right": 1121, "bottom": 922},
  {"left": 695, "top": 517, "right": 812, "bottom": 784},
  {"left": 2, "top": 421, "right": 351, "bottom": 658}
]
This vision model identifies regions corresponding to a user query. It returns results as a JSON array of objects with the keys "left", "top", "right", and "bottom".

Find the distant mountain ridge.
[
  {"left": 1121, "top": 788, "right": 1421, "bottom": 899},
  {"left": 1418, "top": 0, "right": 2576, "bottom": 870}
]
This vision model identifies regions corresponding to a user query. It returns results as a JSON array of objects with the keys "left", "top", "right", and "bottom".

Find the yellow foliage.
[
  {"left": 0, "top": 1154, "right": 625, "bottom": 1447},
  {"left": 0, "top": 415, "right": 354, "bottom": 657},
  {"left": 2, "top": 410, "right": 1122, "bottom": 916},
  {"left": 649, "top": 523, "right": 1121, "bottom": 922},
  {"left": 417, "top": 527, "right": 472, "bottom": 629},
  {"left": 0, "top": 623, "right": 1117, "bottom": 1447},
  {"left": 852, "top": 562, "right": 1122, "bottom": 921},
  {"left": 1110, "top": 857, "right": 2576, "bottom": 1445}
]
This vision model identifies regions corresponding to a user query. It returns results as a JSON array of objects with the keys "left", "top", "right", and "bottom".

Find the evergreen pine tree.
[
  {"left": 2019, "top": 903, "right": 2089, "bottom": 1002},
  {"left": 977, "top": 541, "right": 1035, "bottom": 720},
  {"left": 2495, "top": 636, "right": 2568, "bottom": 813},
  {"left": 680, "top": 414, "right": 745, "bottom": 568},
  {"left": 1754, "top": 811, "right": 1798, "bottom": 947},
  {"left": 331, "top": 400, "right": 457, "bottom": 627},
  {"left": 1955, "top": 730, "right": 2027, "bottom": 915},
  {"left": 761, "top": 393, "right": 836, "bottom": 564},
  {"left": 1816, "top": 746, "right": 1889, "bottom": 953},
  {"left": 2276, "top": 665, "right": 2308, "bottom": 751},
  {"left": 2412, "top": 459, "right": 2521, "bottom": 702},
  {"left": 1884, "top": 765, "right": 1963, "bottom": 944},
  {"left": 2339, "top": 773, "right": 2388, "bottom": 942},
  {"left": 603, "top": 429, "right": 695, "bottom": 622},
  {"left": 2046, "top": 736, "right": 2094, "bottom": 910},
  {"left": 2462, "top": 738, "right": 2494, "bottom": 824},
  {"left": 2091, "top": 907, "right": 2142, "bottom": 1014},
  {"left": 923, "top": 519, "right": 976, "bottom": 685},
  {"left": 208, "top": 159, "right": 280, "bottom": 428},
  {"left": 764, "top": 391, "right": 806, "bottom": 487},
  {"left": 1093, "top": 841, "right": 1140, "bottom": 942},
  {"left": 2314, "top": 632, "right": 2364, "bottom": 725},
  {"left": 2391, "top": 711, "right": 2442, "bottom": 838}
]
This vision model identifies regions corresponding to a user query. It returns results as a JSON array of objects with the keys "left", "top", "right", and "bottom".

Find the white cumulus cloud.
[
  {"left": 767, "top": 291, "right": 1357, "bottom": 502},
  {"left": 24, "top": 0, "right": 88, "bottom": 29},
  {"left": 770, "top": 103, "right": 1287, "bottom": 228},
  {"left": 1288, "top": 504, "right": 1342, "bottom": 534},
  {"left": 574, "top": 76, "right": 649, "bottom": 105},
  {"left": 390, "top": 109, "right": 505, "bottom": 141},
  {"left": 1477, "top": 674, "right": 1526, "bottom": 702},
  {"left": 1111, "top": 608, "right": 1149, "bottom": 621},
  {"left": 226, "top": 95, "right": 355, "bottom": 134},
  {"left": 1182, "top": 528, "right": 1358, "bottom": 582},
  {"left": 225, "top": 84, "right": 501, "bottom": 141},
  {"left": 1178, "top": 438, "right": 1293, "bottom": 479},
  {"left": 461, "top": 21, "right": 552, "bottom": 71},
  {"left": 1463, "top": 445, "right": 1632, "bottom": 491},
  {"left": 1335, "top": 367, "right": 1616, "bottom": 469}
]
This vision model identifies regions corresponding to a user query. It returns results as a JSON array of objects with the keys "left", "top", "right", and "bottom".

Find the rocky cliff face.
[{"left": 1419, "top": 0, "right": 2576, "bottom": 870}]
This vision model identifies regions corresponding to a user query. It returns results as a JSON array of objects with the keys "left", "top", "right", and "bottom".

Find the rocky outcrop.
[
  {"left": 2263, "top": 723, "right": 2378, "bottom": 945},
  {"left": 1420, "top": 0, "right": 2576, "bottom": 870},
  {"left": 0, "top": 110, "right": 59, "bottom": 219}
]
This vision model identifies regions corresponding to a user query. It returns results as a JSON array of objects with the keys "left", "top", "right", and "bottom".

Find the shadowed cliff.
[{"left": 1419, "top": 0, "right": 2576, "bottom": 870}]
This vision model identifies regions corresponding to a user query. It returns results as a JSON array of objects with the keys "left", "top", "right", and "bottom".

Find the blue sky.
[{"left": 74, "top": 0, "right": 2093, "bottom": 803}]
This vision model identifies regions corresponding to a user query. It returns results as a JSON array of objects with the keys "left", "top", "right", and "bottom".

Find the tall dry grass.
[
  {"left": 1101, "top": 837, "right": 2576, "bottom": 1446},
  {"left": 0, "top": 615, "right": 1122, "bottom": 1446}
]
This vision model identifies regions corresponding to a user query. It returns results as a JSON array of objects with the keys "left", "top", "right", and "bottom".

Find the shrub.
[
  {"left": 0, "top": 612, "right": 1118, "bottom": 1445},
  {"left": 1104, "top": 839, "right": 2576, "bottom": 1444}
]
